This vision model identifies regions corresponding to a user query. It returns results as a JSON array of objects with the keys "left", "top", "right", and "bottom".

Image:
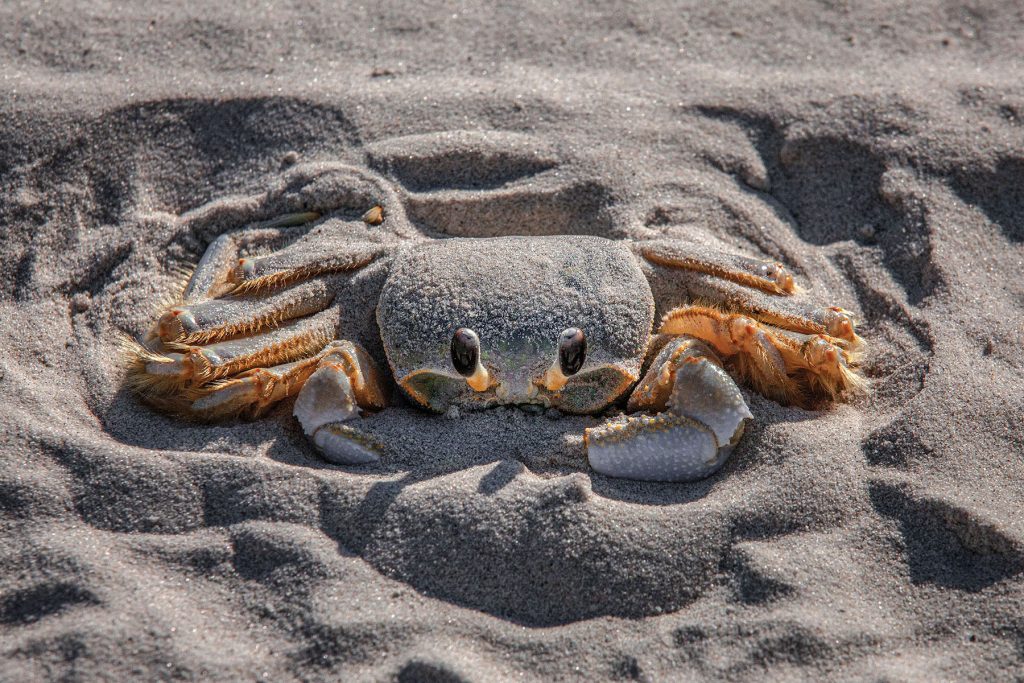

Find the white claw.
[
  {"left": 294, "top": 364, "right": 380, "bottom": 465},
  {"left": 586, "top": 339, "right": 753, "bottom": 482},
  {"left": 669, "top": 358, "right": 752, "bottom": 448},
  {"left": 294, "top": 365, "right": 359, "bottom": 435},
  {"left": 586, "top": 414, "right": 723, "bottom": 482},
  {"left": 313, "top": 424, "right": 381, "bottom": 465}
]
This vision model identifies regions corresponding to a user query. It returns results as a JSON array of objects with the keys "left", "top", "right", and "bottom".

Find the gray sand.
[{"left": 2, "top": 2, "right": 1024, "bottom": 680}]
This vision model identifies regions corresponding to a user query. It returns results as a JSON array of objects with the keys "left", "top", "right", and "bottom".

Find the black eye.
[
  {"left": 451, "top": 328, "right": 480, "bottom": 377},
  {"left": 558, "top": 328, "right": 586, "bottom": 376}
]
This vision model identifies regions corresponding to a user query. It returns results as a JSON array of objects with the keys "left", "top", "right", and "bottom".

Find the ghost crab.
[{"left": 127, "top": 164, "right": 865, "bottom": 481}]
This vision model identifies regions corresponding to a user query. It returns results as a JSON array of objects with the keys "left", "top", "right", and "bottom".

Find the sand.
[{"left": 2, "top": 1, "right": 1024, "bottom": 680}]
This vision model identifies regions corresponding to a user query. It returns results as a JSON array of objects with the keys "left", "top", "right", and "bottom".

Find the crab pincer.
[
  {"left": 585, "top": 338, "right": 752, "bottom": 481},
  {"left": 293, "top": 341, "right": 387, "bottom": 465}
]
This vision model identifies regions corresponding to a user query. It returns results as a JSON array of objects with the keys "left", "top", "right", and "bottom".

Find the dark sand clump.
[{"left": 2, "top": 2, "right": 1024, "bottom": 680}]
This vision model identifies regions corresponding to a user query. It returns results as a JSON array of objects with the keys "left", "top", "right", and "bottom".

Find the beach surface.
[{"left": 2, "top": 2, "right": 1023, "bottom": 680}]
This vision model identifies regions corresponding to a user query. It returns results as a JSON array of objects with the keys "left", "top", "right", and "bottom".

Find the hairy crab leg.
[
  {"left": 187, "top": 340, "right": 386, "bottom": 425},
  {"left": 764, "top": 326, "right": 867, "bottom": 399},
  {"left": 128, "top": 195, "right": 395, "bottom": 418},
  {"left": 157, "top": 277, "right": 338, "bottom": 345},
  {"left": 128, "top": 308, "right": 338, "bottom": 400},
  {"left": 586, "top": 337, "right": 751, "bottom": 481},
  {"left": 659, "top": 306, "right": 864, "bottom": 406},
  {"left": 188, "top": 357, "right": 321, "bottom": 419},
  {"left": 182, "top": 215, "right": 318, "bottom": 304},
  {"left": 635, "top": 240, "right": 862, "bottom": 347},
  {"left": 667, "top": 277, "right": 860, "bottom": 346},
  {"left": 229, "top": 236, "right": 386, "bottom": 296},
  {"left": 292, "top": 341, "right": 388, "bottom": 465},
  {"left": 635, "top": 240, "right": 797, "bottom": 295}
]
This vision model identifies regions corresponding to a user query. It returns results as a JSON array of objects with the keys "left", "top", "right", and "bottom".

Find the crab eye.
[
  {"left": 558, "top": 327, "right": 587, "bottom": 376},
  {"left": 451, "top": 328, "right": 481, "bottom": 377}
]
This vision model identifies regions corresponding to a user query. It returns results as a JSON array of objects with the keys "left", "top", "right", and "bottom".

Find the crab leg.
[
  {"left": 229, "top": 235, "right": 386, "bottom": 295},
  {"left": 141, "top": 339, "right": 386, "bottom": 426},
  {"left": 156, "top": 278, "right": 338, "bottom": 345},
  {"left": 188, "top": 357, "right": 322, "bottom": 419},
  {"left": 182, "top": 215, "right": 319, "bottom": 303},
  {"left": 636, "top": 240, "right": 797, "bottom": 294},
  {"left": 293, "top": 341, "right": 388, "bottom": 465},
  {"left": 586, "top": 337, "right": 752, "bottom": 481},
  {"left": 150, "top": 209, "right": 381, "bottom": 346},
  {"left": 636, "top": 240, "right": 862, "bottom": 347},
  {"left": 659, "top": 306, "right": 864, "bottom": 405},
  {"left": 128, "top": 308, "right": 339, "bottom": 405},
  {"left": 199, "top": 340, "right": 387, "bottom": 428},
  {"left": 666, "top": 275, "right": 860, "bottom": 346}
]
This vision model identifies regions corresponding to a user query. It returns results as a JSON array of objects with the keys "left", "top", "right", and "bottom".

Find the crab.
[{"left": 126, "top": 165, "right": 865, "bottom": 482}]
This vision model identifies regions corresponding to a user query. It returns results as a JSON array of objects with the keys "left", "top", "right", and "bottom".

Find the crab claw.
[
  {"left": 585, "top": 338, "right": 751, "bottom": 482},
  {"left": 293, "top": 351, "right": 385, "bottom": 465},
  {"left": 586, "top": 414, "right": 723, "bottom": 482},
  {"left": 668, "top": 353, "right": 752, "bottom": 449}
]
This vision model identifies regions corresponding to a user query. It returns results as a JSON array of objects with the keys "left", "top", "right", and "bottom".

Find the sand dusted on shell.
[{"left": 2, "top": 2, "right": 1024, "bottom": 680}]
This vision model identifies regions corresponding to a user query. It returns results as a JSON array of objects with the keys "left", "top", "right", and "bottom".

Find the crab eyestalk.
[
  {"left": 451, "top": 328, "right": 490, "bottom": 392},
  {"left": 541, "top": 327, "right": 587, "bottom": 391}
]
